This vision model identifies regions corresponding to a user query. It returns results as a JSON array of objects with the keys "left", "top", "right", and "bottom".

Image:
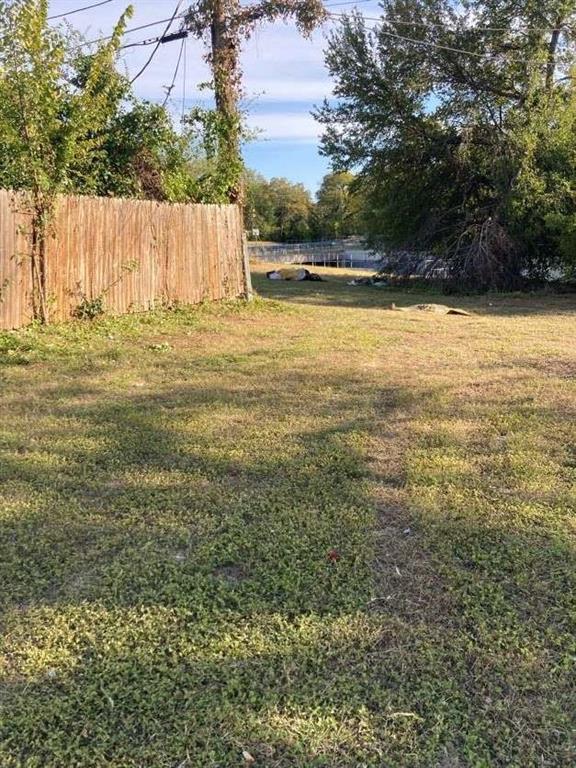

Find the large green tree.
[
  {"left": 244, "top": 169, "right": 276, "bottom": 236},
  {"left": 312, "top": 171, "right": 363, "bottom": 238},
  {"left": 316, "top": 0, "right": 576, "bottom": 289},
  {"left": 243, "top": 173, "right": 314, "bottom": 240},
  {"left": 267, "top": 177, "right": 314, "bottom": 240}
]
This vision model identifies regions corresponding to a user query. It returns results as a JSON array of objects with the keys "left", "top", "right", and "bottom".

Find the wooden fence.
[{"left": 0, "top": 190, "right": 249, "bottom": 330}]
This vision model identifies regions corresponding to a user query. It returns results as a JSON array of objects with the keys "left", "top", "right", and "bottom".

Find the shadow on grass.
[
  {"left": 0, "top": 340, "right": 575, "bottom": 765},
  {"left": 252, "top": 270, "right": 576, "bottom": 317},
  {"left": 0, "top": 369, "right": 385, "bottom": 610}
]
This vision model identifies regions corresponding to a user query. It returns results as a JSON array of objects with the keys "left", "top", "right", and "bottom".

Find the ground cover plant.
[{"left": 0, "top": 266, "right": 575, "bottom": 766}]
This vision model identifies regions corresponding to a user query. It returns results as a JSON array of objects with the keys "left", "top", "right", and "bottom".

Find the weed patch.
[{"left": 0, "top": 266, "right": 574, "bottom": 766}]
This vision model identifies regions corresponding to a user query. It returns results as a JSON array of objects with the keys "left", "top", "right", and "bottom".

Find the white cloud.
[
  {"left": 244, "top": 79, "right": 332, "bottom": 102},
  {"left": 246, "top": 112, "right": 321, "bottom": 141},
  {"left": 136, "top": 77, "right": 332, "bottom": 105}
]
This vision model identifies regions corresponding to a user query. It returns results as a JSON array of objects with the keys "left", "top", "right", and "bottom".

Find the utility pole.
[
  {"left": 209, "top": 0, "right": 243, "bottom": 204},
  {"left": 184, "top": 0, "right": 325, "bottom": 299},
  {"left": 184, "top": 0, "right": 326, "bottom": 206}
]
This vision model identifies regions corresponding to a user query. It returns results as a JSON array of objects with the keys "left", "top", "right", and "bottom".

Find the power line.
[
  {"left": 329, "top": 13, "right": 488, "bottom": 60},
  {"left": 48, "top": 0, "right": 115, "bottom": 20},
  {"left": 121, "top": 29, "right": 188, "bottom": 51},
  {"left": 54, "top": 3, "right": 574, "bottom": 60},
  {"left": 121, "top": 35, "right": 163, "bottom": 50},
  {"left": 28, "top": 1, "right": 573, "bottom": 85},
  {"left": 324, "top": 1, "right": 374, "bottom": 6},
  {"left": 327, "top": 12, "right": 547, "bottom": 62},
  {"left": 162, "top": 34, "right": 186, "bottom": 107},
  {"left": 129, "top": 0, "right": 185, "bottom": 83},
  {"left": 69, "top": 11, "right": 188, "bottom": 52},
  {"left": 328, "top": 9, "right": 574, "bottom": 35}
]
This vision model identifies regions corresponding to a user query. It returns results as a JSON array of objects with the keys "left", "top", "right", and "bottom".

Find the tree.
[
  {"left": 0, "top": 0, "right": 131, "bottom": 320},
  {"left": 64, "top": 50, "right": 202, "bottom": 203},
  {"left": 242, "top": 173, "right": 314, "bottom": 240},
  {"left": 0, "top": 5, "right": 223, "bottom": 204},
  {"left": 313, "top": 171, "right": 363, "bottom": 238},
  {"left": 316, "top": 0, "right": 576, "bottom": 289},
  {"left": 183, "top": 0, "right": 326, "bottom": 204},
  {"left": 244, "top": 169, "right": 276, "bottom": 236},
  {"left": 90, "top": 100, "right": 200, "bottom": 202},
  {"left": 508, "top": 71, "right": 576, "bottom": 277},
  {"left": 268, "top": 177, "right": 314, "bottom": 240}
]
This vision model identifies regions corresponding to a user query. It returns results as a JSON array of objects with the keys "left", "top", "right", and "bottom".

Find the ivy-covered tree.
[
  {"left": 183, "top": 0, "right": 326, "bottom": 204},
  {"left": 316, "top": 0, "right": 576, "bottom": 289}
]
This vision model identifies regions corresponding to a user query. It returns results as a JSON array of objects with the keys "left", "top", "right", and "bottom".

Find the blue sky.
[{"left": 47, "top": 0, "right": 381, "bottom": 193}]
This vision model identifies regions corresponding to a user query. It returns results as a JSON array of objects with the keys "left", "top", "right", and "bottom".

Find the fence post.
[{"left": 241, "top": 231, "right": 253, "bottom": 300}]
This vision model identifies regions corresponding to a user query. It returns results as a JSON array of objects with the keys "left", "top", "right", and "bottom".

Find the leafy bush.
[{"left": 72, "top": 295, "right": 104, "bottom": 321}]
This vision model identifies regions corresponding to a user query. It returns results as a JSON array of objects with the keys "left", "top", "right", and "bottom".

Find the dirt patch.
[
  {"left": 522, "top": 356, "right": 576, "bottom": 380},
  {"left": 212, "top": 564, "right": 248, "bottom": 584}
]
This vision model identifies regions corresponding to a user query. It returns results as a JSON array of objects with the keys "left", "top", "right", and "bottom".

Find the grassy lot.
[{"left": 0, "top": 264, "right": 575, "bottom": 767}]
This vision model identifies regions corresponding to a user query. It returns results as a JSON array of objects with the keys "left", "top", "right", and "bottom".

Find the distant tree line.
[{"left": 244, "top": 170, "right": 365, "bottom": 241}]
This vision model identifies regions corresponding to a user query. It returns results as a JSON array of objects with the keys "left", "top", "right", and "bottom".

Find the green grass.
[{"left": 0, "top": 265, "right": 575, "bottom": 767}]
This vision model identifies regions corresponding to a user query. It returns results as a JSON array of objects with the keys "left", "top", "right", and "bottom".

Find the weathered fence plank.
[{"left": 0, "top": 192, "right": 246, "bottom": 329}]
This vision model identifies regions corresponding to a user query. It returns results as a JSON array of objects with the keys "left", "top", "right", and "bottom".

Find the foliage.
[
  {"left": 88, "top": 99, "right": 199, "bottom": 203},
  {"left": 508, "top": 76, "right": 576, "bottom": 276},
  {"left": 0, "top": 1, "right": 131, "bottom": 197},
  {"left": 185, "top": 105, "right": 250, "bottom": 204},
  {"left": 0, "top": 0, "right": 132, "bottom": 320},
  {"left": 72, "top": 294, "right": 105, "bottom": 321},
  {"left": 183, "top": 0, "right": 327, "bottom": 204},
  {"left": 244, "top": 171, "right": 314, "bottom": 240},
  {"left": 316, "top": 0, "right": 576, "bottom": 290},
  {"left": 312, "top": 171, "right": 363, "bottom": 238},
  {"left": 0, "top": 273, "right": 575, "bottom": 765},
  {"left": 0, "top": 0, "right": 250, "bottom": 322},
  {"left": 267, "top": 176, "right": 314, "bottom": 240},
  {"left": 0, "top": 2, "right": 236, "bottom": 209},
  {"left": 69, "top": 258, "right": 140, "bottom": 322},
  {"left": 244, "top": 170, "right": 367, "bottom": 241},
  {"left": 244, "top": 168, "right": 277, "bottom": 234}
]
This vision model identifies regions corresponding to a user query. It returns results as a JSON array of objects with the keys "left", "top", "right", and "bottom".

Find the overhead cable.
[{"left": 48, "top": 0, "right": 115, "bottom": 21}]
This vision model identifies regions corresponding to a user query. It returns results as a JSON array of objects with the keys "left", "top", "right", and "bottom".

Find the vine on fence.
[
  {"left": 0, "top": 0, "right": 131, "bottom": 322},
  {"left": 71, "top": 259, "right": 140, "bottom": 321}
]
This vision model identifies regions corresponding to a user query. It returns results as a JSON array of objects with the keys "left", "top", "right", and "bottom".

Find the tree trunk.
[
  {"left": 210, "top": 0, "right": 244, "bottom": 205},
  {"left": 31, "top": 204, "right": 49, "bottom": 324},
  {"left": 546, "top": 17, "right": 564, "bottom": 91}
]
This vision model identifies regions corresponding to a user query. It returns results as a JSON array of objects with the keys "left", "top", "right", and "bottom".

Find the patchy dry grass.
[{"left": 0, "top": 264, "right": 574, "bottom": 767}]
